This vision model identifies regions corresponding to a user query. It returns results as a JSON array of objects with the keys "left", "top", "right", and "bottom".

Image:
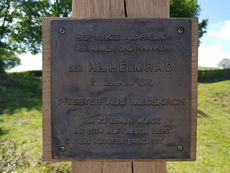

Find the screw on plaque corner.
[
  {"left": 59, "top": 146, "right": 65, "bottom": 152},
  {"left": 177, "top": 145, "right": 183, "bottom": 151},
  {"left": 177, "top": 27, "right": 184, "bottom": 34},
  {"left": 59, "top": 28, "right": 65, "bottom": 34}
]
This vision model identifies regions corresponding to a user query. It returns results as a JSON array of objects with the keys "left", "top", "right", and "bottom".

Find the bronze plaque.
[{"left": 51, "top": 19, "right": 192, "bottom": 159}]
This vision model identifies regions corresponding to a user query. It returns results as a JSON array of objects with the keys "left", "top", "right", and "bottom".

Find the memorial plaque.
[{"left": 50, "top": 19, "right": 193, "bottom": 159}]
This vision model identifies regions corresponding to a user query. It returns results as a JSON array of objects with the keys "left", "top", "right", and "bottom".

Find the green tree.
[
  {"left": 51, "top": 0, "right": 72, "bottom": 17},
  {"left": 218, "top": 58, "right": 230, "bottom": 69},
  {"left": 0, "top": 0, "right": 50, "bottom": 73},
  {"left": 170, "top": 0, "right": 208, "bottom": 41}
]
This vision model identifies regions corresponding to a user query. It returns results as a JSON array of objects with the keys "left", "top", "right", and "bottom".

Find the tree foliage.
[
  {"left": 51, "top": 0, "right": 72, "bottom": 17},
  {"left": 0, "top": 0, "right": 208, "bottom": 72},
  {"left": 218, "top": 58, "right": 230, "bottom": 69},
  {"left": 0, "top": 0, "right": 50, "bottom": 72}
]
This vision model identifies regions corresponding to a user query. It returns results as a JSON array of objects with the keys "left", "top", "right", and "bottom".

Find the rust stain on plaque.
[{"left": 50, "top": 19, "right": 192, "bottom": 159}]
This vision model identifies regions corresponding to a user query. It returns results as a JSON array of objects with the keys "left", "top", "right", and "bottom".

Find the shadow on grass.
[
  {"left": 198, "top": 69, "right": 230, "bottom": 83},
  {"left": 0, "top": 128, "right": 9, "bottom": 136},
  {"left": 197, "top": 109, "right": 208, "bottom": 118},
  {"left": 0, "top": 71, "right": 42, "bottom": 115}
]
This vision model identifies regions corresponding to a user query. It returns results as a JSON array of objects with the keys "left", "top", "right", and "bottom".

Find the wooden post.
[{"left": 71, "top": 0, "right": 169, "bottom": 172}]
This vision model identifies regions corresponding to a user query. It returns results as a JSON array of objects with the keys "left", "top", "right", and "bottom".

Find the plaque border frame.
[{"left": 42, "top": 17, "right": 198, "bottom": 162}]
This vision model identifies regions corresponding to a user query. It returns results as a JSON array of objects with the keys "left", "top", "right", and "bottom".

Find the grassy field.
[
  {"left": 0, "top": 70, "right": 229, "bottom": 173},
  {"left": 168, "top": 79, "right": 230, "bottom": 172}
]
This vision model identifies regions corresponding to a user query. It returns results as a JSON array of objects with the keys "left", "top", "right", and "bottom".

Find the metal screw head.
[
  {"left": 59, "top": 146, "right": 65, "bottom": 152},
  {"left": 177, "top": 145, "right": 183, "bottom": 151},
  {"left": 59, "top": 28, "right": 65, "bottom": 34},
  {"left": 177, "top": 27, "right": 184, "bottom": 34}
]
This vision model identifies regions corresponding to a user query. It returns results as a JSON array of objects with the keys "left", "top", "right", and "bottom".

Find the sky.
[
  {"left": 8, "top": 0, "right": 230, "bottom": 72},
  {"left": 198, "top": 0, "right": 230, "bottom": 67}
]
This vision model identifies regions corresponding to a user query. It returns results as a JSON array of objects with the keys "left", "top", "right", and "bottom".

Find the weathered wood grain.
[
  {"left": 72, "top": 0, "right": 125, "bottom": 18},
  {"left": 42, "top": 18, "right": 52, "bottom": 161},
  {"left": 72, "top": 161, "right": 102, "bottom": 173},
  {"left": 133, "top": 161, "right": 166, "bottom": 173},
  {"left": 191, "top": 18, "right": 198, "bottom": 161},
  {"left": 126, "top": 0, "right": 169, "bottom": 18}
]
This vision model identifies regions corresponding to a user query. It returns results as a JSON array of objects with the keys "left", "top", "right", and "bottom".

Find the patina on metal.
[{"left": 50, "top": 19, "right": 192, "bottom": 159}]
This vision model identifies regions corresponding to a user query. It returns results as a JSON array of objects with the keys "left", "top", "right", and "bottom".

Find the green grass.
[
  {"left": 0, "top": 72, "right": 71, "bottom": 173},
  {"left": 168, "top": 81, "right": 230, "bottom": 173},
  {"left": 0, "top": 70, "right": 230, "bottom": 173}
]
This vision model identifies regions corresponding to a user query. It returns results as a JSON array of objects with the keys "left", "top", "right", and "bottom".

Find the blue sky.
[
  {"left": 9, "top": 0, "right": 230, "bottom": 72},
  {"left": 198, "top": 0, "right": 230, "bottom": 67},
  {"left": 199, "top": 0, "right": 229, "bottom": 23}
]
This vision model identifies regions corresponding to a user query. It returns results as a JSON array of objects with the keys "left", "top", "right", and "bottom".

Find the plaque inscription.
[{"left": 51, "top": 19, "right": 192, "bottom": 159}]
